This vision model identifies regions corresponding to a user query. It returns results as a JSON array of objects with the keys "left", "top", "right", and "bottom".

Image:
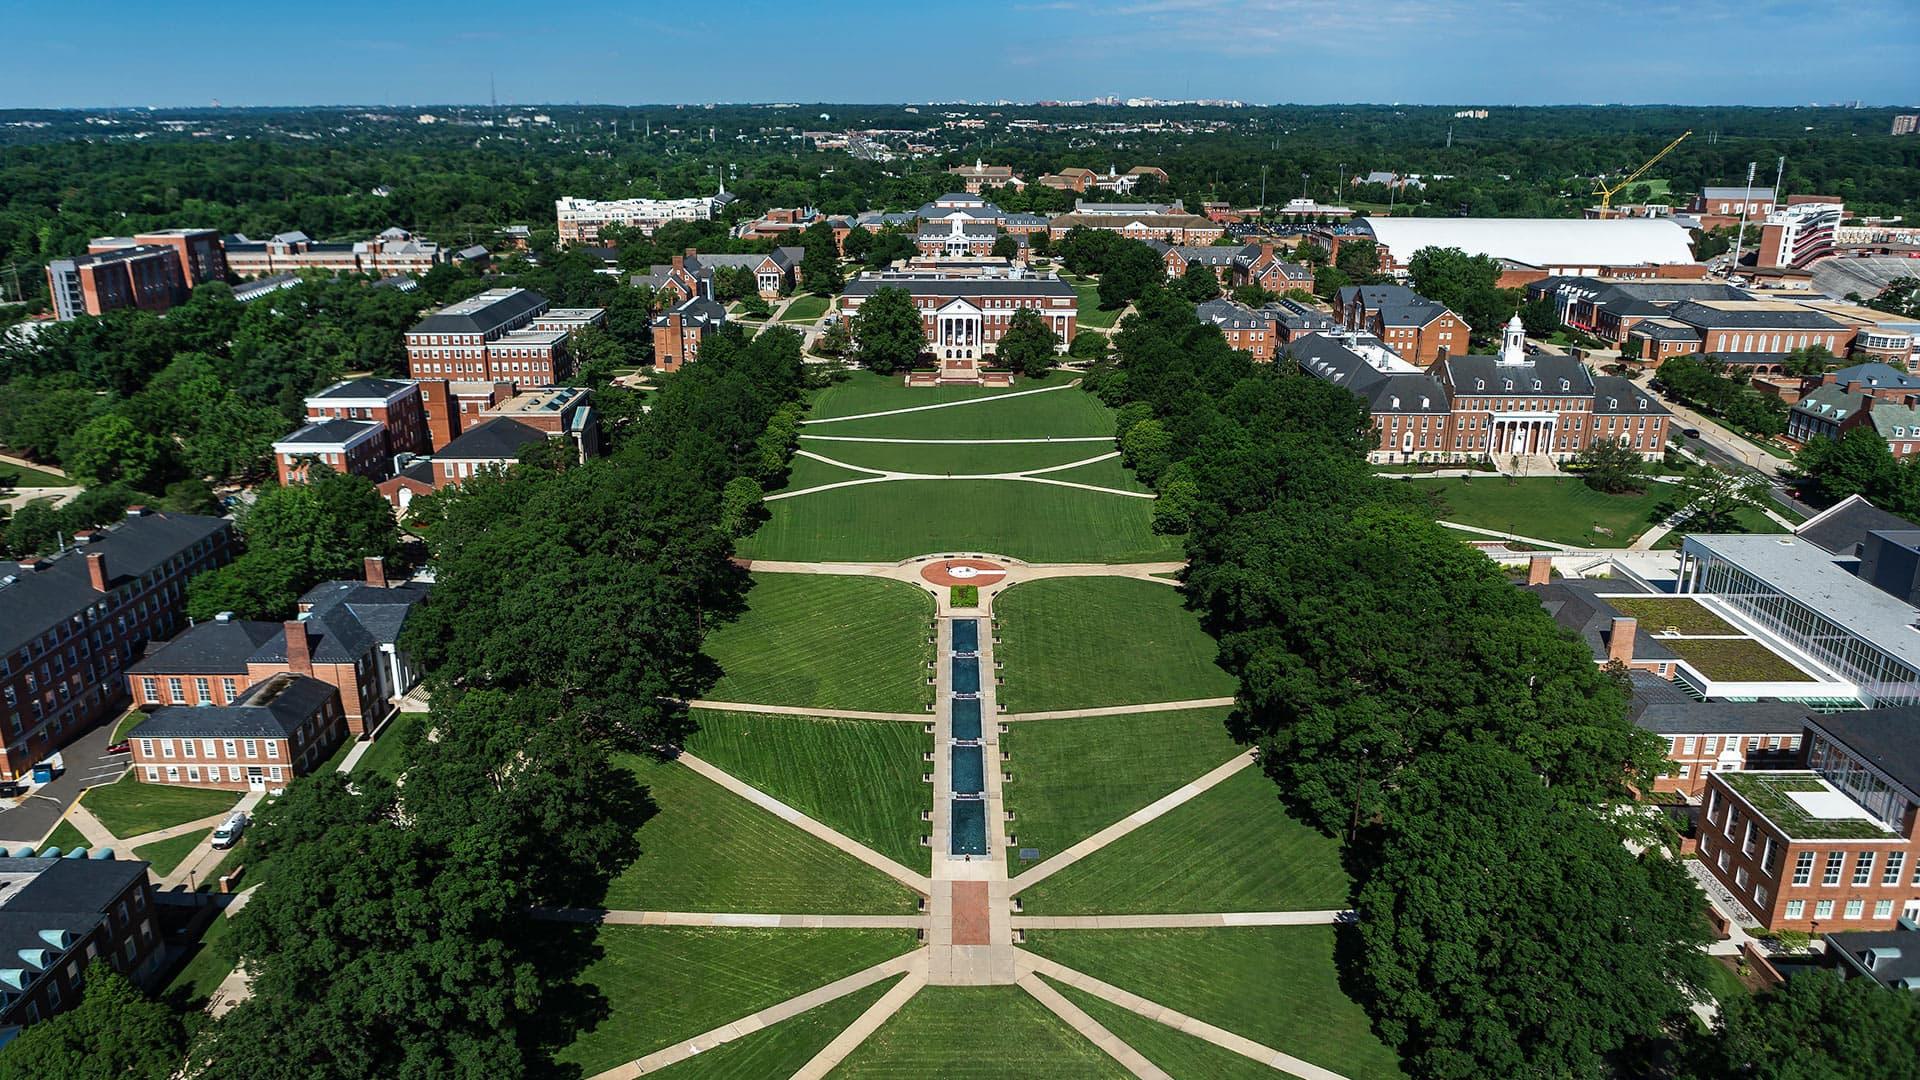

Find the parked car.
[
  {"left": 0, "top": 781, "right": 25, "bottom": 798},
  {"left": 210, "top": 812, "right": 249, "bottom": 850},
  {"left": 1683, "top": 427, "right": 1702, "bottom": 440},
  {"left": 104, "top": 740, "right": 130, "bottom": 755}
]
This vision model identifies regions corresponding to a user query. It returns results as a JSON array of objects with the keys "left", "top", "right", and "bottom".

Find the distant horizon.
[
  {"left": 9, "top": 99, "right": 1920, "bottom": 112},
  {"left": 10, "top": 0, "right": 1917, "bottom": 111}
]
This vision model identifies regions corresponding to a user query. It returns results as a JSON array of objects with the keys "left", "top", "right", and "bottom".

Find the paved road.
[{"left": 0, "top": 721, "right": 131, "bottom": 846}]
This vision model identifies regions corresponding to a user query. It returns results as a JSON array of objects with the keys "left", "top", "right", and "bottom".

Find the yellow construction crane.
[{"left": 1593, "top": 130, "right": 1691, "bottom": 214}]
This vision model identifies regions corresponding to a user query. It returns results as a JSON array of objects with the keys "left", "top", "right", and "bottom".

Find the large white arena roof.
[{"left": 1356, "top": 217, "right": 1697, "bottom": 268}]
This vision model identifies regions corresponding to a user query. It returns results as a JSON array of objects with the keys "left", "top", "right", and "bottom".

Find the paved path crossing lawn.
[
  {"left": 685, "top": 710, "right": 932, "bottom": 873},
  {"left": 553, "top": 926, "right": 918, "bottom": 1077},
  {"left": 994, "top": 578, "right": 1234, "bottom": 712},
  {"left": 133, "top": 828, "right": 213, "bottom": 876},
  {"left": 1016, "top": 767, "right": 1349, "bottom": 915},
  {"left": 806, "top": 371, "right": 1084, "bottom": 421},
  {"left": 1049, "top": 978, "right": 1280, "bottom": 1080},
  {"left": 1418, "top": 476, "right": 1670, "bottom": 548},
  {"left": 80, "top": 773, "right": 239, "bottom": 838},
  {"left": 704, "top": 573, "right": 935, "bottom": 713},
  {"left": 1021, "top": 927, "right": 1407, "bottom": 1080},
  {"left": 825, "top": 985, "right": 1132, "bottom": 1079},
  {"left": 1001, "top": 708, "right": 1241, "bottom": 875},
  {"left": 648, "top": 976, "right": 900, "bottom": 1079},
  {"left": 807, "top": 387, "right": 1117, "bottom": 441},
  {"left": 599, "top": 754, "right": 919, "bottom": 915}
]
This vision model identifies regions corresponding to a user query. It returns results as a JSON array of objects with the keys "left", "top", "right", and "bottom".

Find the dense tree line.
[
  {"left": 1794, "top": 426, "right": 1920, "bottom": 517},
  {"left": 1653, "top": 355, "right": 1790, "bottom": 437}
]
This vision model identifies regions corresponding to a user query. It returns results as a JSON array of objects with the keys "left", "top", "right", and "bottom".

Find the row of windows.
[
  {"left": 141, "top": 736, "right": 279, "bottom": 760},
  {"left": 6, "top": 536, "right": 221, "bottom": 676},
  {"left": 146, "top": 764, "right": 283, "bottom": 783}
]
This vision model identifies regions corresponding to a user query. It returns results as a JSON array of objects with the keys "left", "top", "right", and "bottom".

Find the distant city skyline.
[{"left": 9, "top": 1, "right": 1918, "bottom": 110}]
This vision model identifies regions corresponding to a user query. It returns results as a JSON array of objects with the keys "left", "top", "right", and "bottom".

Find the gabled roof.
[
  {"left": 1528, "top": 582, "right": 1678, "bottom": 664},
  {"left": 0, "top": 512, "right": 231, "bottom": 658},
  {"left": 1441, "top": 352, "right": 1595, "bottom": 397},
  {"left": 1796, "top": 495, "right": 1920, "bottom": 558},
  {"left": 1288, "top": 333, "right": 1450, "bottom": 415},
  {"left": 433, "top": 418, "right": 550, "bottom": 462},
  {"left": 128, "top": 672, "right": 336, "bottom": 740},
  {"left": 1195, "top": 299, "right": 1269, "bottom": 331},
  {"left": 273, "top": 418, "right": 383, "bottom": 449},
  {"left": 409, "top": 287, "right": 547, "bottom": 336},
  {"left": 308, "top": 377, "right": 414, "bottom": 402},
  {"left": 1590, "top": 376, "right": 1671, "bottom": 416},
  {"left": 1666, "top": 300, "right": 1848, "bottom": 330},
  {"left": 130, "top": 618, "right": 283, "bottom": 675},
  {"left": 1831, "top": 362, "right": 1920, "bottom": 392}
]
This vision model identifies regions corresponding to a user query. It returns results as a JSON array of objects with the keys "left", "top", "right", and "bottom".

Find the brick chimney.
[
  {"left": 86, "top": 552, "right": 109, "bottom": 592},
  {"left": 1260, "top": 242, "right": 1275, "bottom": 263},
  {"left": 1607, "top": 616, "right": 1637, "bottom": 666},
  {"left": 284, "top": 620, "right": 313, "bottom": 676},
  {"left": 685, "top": 247, "right": 698, "bottom": 259},
  {"left": 1527, "top": 554, "right": 1553, "bottom": 586},
  {"left": 670, "top": 254, "right": 684, "bottom": 273},
  {"left": 364, "top": 556, "right": 388, "bottom": 589}
]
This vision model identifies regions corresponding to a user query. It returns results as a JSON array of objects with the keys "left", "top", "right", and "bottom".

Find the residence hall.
[
  {"left": 379, "top": 386, "right": 600, "bottom": 512},
  {"left": 1333, "top": 284, "right": 1471, "bottom": 367},
  {"left": 1046, "top": 200, "right": 1223, "bottom": 245},
  {"left": 1147, "top": 241, "right": 1312, "bottom": 293},
  {"left": 0, "top": 857, "right": 163, "bottom": 1031},
  {"left": 404, "top": 288, "right": 603, "bottom": 448},
  {"left": 126, "top": 671, "right": 345, "bottom": 791},
  {"left": 838, "top": 267, "right": 1077, "bottom": 385},
  {"left": 0, "top": 509, "right": 233, "bottom": 783},
  {"left": 634, "top": 247, "right": 805, "bottom": 302},
  {"left": 1788, "top": 363, "right": 1920, "bottom": 460}
]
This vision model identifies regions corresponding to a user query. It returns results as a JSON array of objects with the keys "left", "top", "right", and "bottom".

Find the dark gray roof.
[
  {"left": 410, "top": 288, "right": 548, "bottom": 336},
  {"left": 0, "top": 857, "right": 148, "bottom": 983},
  {"left": 1288, "top": 334, "right": 1450, "bottom": 416},
  {"left": 1805, "top": 708, "right": 1920, "bottom": 796},
  {"left": 653, "top": 296, "right": 727, "bottom": 328},
  {"left": 1528, "top": 581, "right": 1678, "bottom": 664},
  {"left": 1442, "top": 353, "right": 1596, "bottom": 397},
  {"left": 1823, "top": 925, "right": 1920, "bottom": 990},
  {"left": 1830, "top": 362, "right": 1920, "bottom": 392},
  {"left": 1634, "top": 321, "right": 1702, "bottom": 341},
  {"left": 1667, "top": 301, "right": 1848, "bottom": 330},
  {"left": 918, "top": 222, "right": 999, "bottom": 239},
  {"left": 1798, "top": 496, "right": 1920, "bottom": 558},
  {"left": 1705, "top": 352, "right": 1792, "bottom": 366},
  {"left": 297, "top": 580, "right": 429, "bottom": 647},
  {"left": 127, "top": 673, "right": 335, "bottom": 740},
  {"left": 1195, "top": 299, "right": 1268, "bottom": 331},
  {"left": 1628, "top": 681, "right": 1811, "bottom": 735},
  {"left": 309, "top": 377, "right": 414, "bottom": 401},
  {"left": 129, "top": 618, "right": 282, "bottom": 675},
  {"left": 0, "top": 512, "right": 232, "bottom": 658},
  {"left": 841, "top": 275, "right": 1075, "bottom": 300},
  {"left": 433, "top": 418, "right": 549, "bottom": 462},
  {"left": 1375, "top": 297, "right": 1452, "bottom": 328},
  {"left": 275, "top": 419, "right": 381, "bottom": 447},
  {"left": 1264, "top": 297, "right": 1335, "bottom": 331},
  {"left": 1590, "top": 376, "right": 1672, "bottom": 416}
]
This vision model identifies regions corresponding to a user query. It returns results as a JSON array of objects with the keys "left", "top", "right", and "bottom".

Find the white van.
[{"left": 210, "top": 811, "right": 249, "bottom": 850}]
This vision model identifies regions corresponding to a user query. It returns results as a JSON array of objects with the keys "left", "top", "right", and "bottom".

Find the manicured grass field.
[
  {"left": 782, "top": 294, "right": 832, "bottom": 323},
  {"left": 686, "top": 710, "right": 931, "bottom": 872},
  {"left": 782, "top": 452, "right": 877, "bottom": 491},
  {"left": 1074, "top": 283, "right": 1122, "bottom": 330},
  {"left": 1015, "top": 767, "right": 1349, "bottom": 914},
  {"left": 1654, "top": 505, "right": 1788, "bottom": 547},
  {"left": 80, "top": 774, "right": 239, "bottom": 840},
  {"left": 0, "top": 460, "right": 74, "bottom": 487},
  {"left": 809, "top": 370, "right": 1079, "bottom": 420},
  {"left": 1421, "top": 476, "right": 1668, "bottom": 546},
  {"left": 1050, "top": 979, "right": 1277, "bottom": 1080},
  {"left": 806, "top": 386, "right": 1117, "bottom": 440},
  {"left": 354, "top": 714, "right": 422, "bottom": 781},
  {"left": 555, "top": 926, "right": 918, "bottom": 1076},
  {"left": 995, "top": 579, "right": 1234, "bottom": 712},
  {"left": 1664, "top": 637, "right": 1813, "bottom": 682},
  {"left": 704, "top": 573, "right": 934, "bottom": 713},
  {"left": 134, "top": 828, "right": 211, "bottom": 875},
  {"left": 739, "top": 480, "right": 1181, "bottom": 564},
  {"left": 652, "top": 976, "right": 899, "bottom": 1079},
  {"left": 1602, "top": 597, "right": 1739, "bottom": 636},
  {"left": 1035, "top": 456, "right": 1153, "bottom": 493},
  {"left": 164, "top": 907, "right": 239, "bottom": 1008},
  {"left": 828, "top": 985, "right": 1131, "bottom": 1078},
  {"left": 798, "top": 439, "right": 1115, "bottom": 476},
  {"left": 1020, "top": 927, "right": 1407, "bottom": 1080},
  {"left": 42, "top": 819, "right": 89, "bottom": 852},
  {"left": 600, "top": 753, "right": 920, "bottom": 914},
  {"left": 1002, "top": 708, "right": 1240, "bottom": 874}
]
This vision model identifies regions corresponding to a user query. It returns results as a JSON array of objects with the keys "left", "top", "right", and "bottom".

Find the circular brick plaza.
[{"left": 919, "top": 558, "right": 1010, "bottom": 588}]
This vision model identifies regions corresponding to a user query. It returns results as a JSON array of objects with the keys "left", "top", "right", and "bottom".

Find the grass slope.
[
  {"left": 81, "top": 774, "right": 238, "bottom": 839},
  {"left": 995, "top": 578, "right": 1234, "bottom": 712},
  {"left": 799, "top": 439, "right": 1116, "bottom": 476},
  {"left": 806, "top": 387, "right": 1116, "bottom": 440},
  {"left": 133, "top": 828, "right": 211, "bottom": 876},
  {"left": 42, "top": 820, "right": 89, "bottom": 852},
  {"left": 740, "top": 480, "right": 1179, "bottom": 564},
  {"left": 1015, "top": 767, "right": 1348, "bottom": 914},
  {"left": 1049, "top": 978, "right": 1277, "bottom": 1080},
  {"left": 686, "top": 710, "right": 931, "bottom": 872},
  {"left": 0, "top": 460, "right": 74, "bottom": 486},
  {"left": 809, "top": 370, "right": 1079, "bottom": 419},
  {"left": 653, "top": 976, "right": 899, "bottom": 1079},
  {"left": 555, "top": 926, "right": 918, "bottom": 1077},
  {"left": 1421, "top": 476, "right": 1668, "bottom": 546},
  {"left": 1074, "top": 283, "right": 1122, "bottom": 330},
  {"left": 704, "top": 573, "right": 934, "bottom": 713},
  {"left": 1002, "top": 708, "right": 1240, "bottom": 874},
  {"left": 1021, "top": 927, "right": 1407, "bottom": 1080},
  {"left": 355, "top": 714, "right": 421, "bottom": 782},
  {"left": 827, "top": 985, "right": 1132, "bottom": 1079},
  {"left": 782, "top": 294, "right": 832, "bottom": 323},
  {"left": 601, "top": 754, "right": 919, "bottom": 914}
]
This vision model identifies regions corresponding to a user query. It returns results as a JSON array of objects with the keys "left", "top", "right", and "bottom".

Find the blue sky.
[{"left": 8, "top": 1, "right": 1917, "bottom": 108}]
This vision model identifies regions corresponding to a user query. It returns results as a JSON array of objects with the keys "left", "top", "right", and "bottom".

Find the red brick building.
[
  {"left": 0, "top": 509, "right": 233, "bottom": 783},
  {"left": 45, "top": 229, "right": 225, "bottom": 321},
  {"left": 272, "top": 418, "right": 390, "bottom": 485},
  {"left": 838, "top": 270, "right": 1078, "bottom": 373},
  {"left": 651, "top": 297, "right": 729, "bottom": 373},
  {"left": 127, "top": 671, "right": 345, "bottom": 792},
  {"left": 948, "top": 160, "right": 1024, "bottom": 194},
  {"left": 0, "top": 857, "right": 164, "bottom": 1032},
  {"left": 1335, "top": 284, "right": 1470, "bottom": 367}
]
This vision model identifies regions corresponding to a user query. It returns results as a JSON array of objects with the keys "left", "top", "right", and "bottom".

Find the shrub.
[{"left": 950, "top": 585, "right": 979, "bottom": 607}]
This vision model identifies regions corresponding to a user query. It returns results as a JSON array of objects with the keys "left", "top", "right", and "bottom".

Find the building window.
[
  {"left": 1824, "top": 852, "right": 1844, "bottom": 886},
  {"left": 1792, "top": 851, "right": 1814, "bottom": 886},
  {"left": 1853, "top": 852, "right": 1876, "bottom": 886},
  {"left": 1816, "top": 899, "right": 1835, "bottom": 919},
  {"left": 168, "top": 678, "right": 184, "bottom": 703},
  {"left": 141, "top": 677, "right": 158, "bottom": 701},
  {"left": 1785, "top": 900, "right": 1804, "bottom": 920},
  {"left": 1875, "top": 899, "right": 1895, "bottom": 920},
  {"left": 1886, "top": 852, "right": 1906, "bottom": 886},
  {"left": 138, "top": 738, "right": 153, "bottom": 758},
  {"left": 1845, "top": 899, "right": 1865, "bottom": 920},
  {"left": 160, "top": 740, "right": 174, "bottom": 758}
]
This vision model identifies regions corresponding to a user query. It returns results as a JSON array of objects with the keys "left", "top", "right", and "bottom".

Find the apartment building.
[
  {"left": 651, "top": 297, "right": 728, "bottom": 373},
  {"left": 127, "top": 671, "right": 346, "bottom": 792},
  {"left": 555, "top": 188, "right": 735, "bottom": 242},
  {"left": 0, "top": 857, "right": 163, "bottom": 1031},
  {"left": 0, "top": 509, "right": 234, "bottom": 782},
  {"left": 222, "top": 227, "right": 443, "bottom": 278}
]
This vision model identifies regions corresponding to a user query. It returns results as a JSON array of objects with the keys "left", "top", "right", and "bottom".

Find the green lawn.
[
  {"left": 0, "top": 460, "right": 74, "bottom": 487},
  {"left": 1654, "top": 505, "right": 1787, "bottom": 547},
  {"left": 1015, "top": 767, "right": 1349, "bottom": 914},
  {"left": 134, "top": 828, "right": 211, "bottom": 876},
  {"left": 1020, "top": 927, "right": 1407, "bottom": 1080},
  {"left": 354, "top": 714, "right": 421, "bottom": 781},
  {"left": 1601, "top": 597, "right": 1739, "bottom": 636},
  {"left": 782, "top": 294, "right": 832, "bottom": 323},
  {"left": 995, "top": 578, "right": 1234, "bottom": 712},
  {"left": 1050, "top": 979, "right": 1277, "bottom": 1080},
  {"left": 41, "top": 819, "right": 89, "bottom": 852},
  {"left": 555, "top": 926, "right": 918, "bottom": 1077},
  {"left": 1664, "top": 637, "right": 1813, "bottom": 682},
  {"left": 653, "top": 976, "right": 899, "bottom": 1079},
  {"left": 1423, "top": 476, "right": 1669, "bottom": 546},
  {"left": 808, "top": 370, "right": 1080, "bottom": 420},
  {"left": 195, "top": 838, "right": 269, "bottom": 894},
  {"left": 799, "top": 439, "right": 1114, "bottom": 476},
  {"left": 600, "top": 753, "right": 920, "bottom": 914},
  {"left": 740, "top": 480, "right": 1181, "bottom": 564},
  {"left": 80, "top": 774, "right": 239, "bottom": 840},
  {"left": 1039, "top": 456, "right": 1153, "bottom": 493},
  {"left": 704, "top": 573, "right": 935, "bottom": 713},
  {"left": 828, "top": 985, "right": 1130, "bottom": 1079},
  {"left": 111, "top": 708, "right": 148, "bottom": 741},
  {"left": 164, "top": 908, "right": 240, "bottom": 1008},
  {"left": 1002, "top": 709, "right": 1240, "bottom": 874},
  {"left": 1074, "top": 283, "right": 1122, "bottom": 330},
  {"left": 805, "top": 386, "right": 1117, "bottom": 440},
  {"left": 686, "top": 710, "right": 931, "bottom": 872}
]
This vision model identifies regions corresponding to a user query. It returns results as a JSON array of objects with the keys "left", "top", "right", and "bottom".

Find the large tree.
[
  {"left": 852, "top": 286, "right": 925, "bottom": 375},
  {"left": 798, "top": 220, "right": 843, "bottom": 294},
  {"left": 1572, "top": 437, "right": 1649, "bottom": 494},
  {"left": 994, "top": 308, "right": 1059, "bottom": 376},
  {"left": 186, "top": 468, "right": 400, "bottom": 620},
  {"left": 1096, "top": 240, "right": 1163, "bottom": 310},
  {"left": 0, "top": 970, "right": 182, "bottom": 1080},
  {"left": 1666, "top": 465, "right": 1766, "bottom": 532},
  {"left": 1794, "top": 426, "right": 1910, "bottom": 511},
  {"left": 1681, "top": 968, "right": 1920, "bottom": 1080}
]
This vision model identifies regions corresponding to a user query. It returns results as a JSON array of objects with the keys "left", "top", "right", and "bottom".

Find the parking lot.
[{"left": 0, "top": 721, "right": 132, "bottom": 847}]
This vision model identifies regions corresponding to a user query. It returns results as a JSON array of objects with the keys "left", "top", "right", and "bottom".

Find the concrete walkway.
[
  {"left": 1012, "top": 752, "right": 1256, "bottom": 892},
  {"left": 773, "top": 448, "right": 1151, "bottom": 502},
  {"left": 1013, "top": 910, "right": 1350, "bottom": 930},
  {"left": 61, "top": 803, "right": 119, "bottom": 847},
  {"left": 1018, "top": 951, "right": 1351, "bottom": 1080},
  {"left": 0, "top": 452, "right": 69, "bottom": 477},
  {"left": 116, "top": 810, "right": 235, "bottom": 850},
  {"left": 1435, "top": 520, "right": 1578, "bottom": 551},
  {"left": 800, "top": 382, "right": 1079, "bottom": 426},
  {"left": 689, "top": 700, "right": 931, "bottom": 723},
  {"left": 1001, "top": 697, "right": 1236, "bottom": 722},
  {"left": 677, "top": 752, "right": 932, "bottom": 895},
  {"left": 790, "top": 958, "right": 929, "bottom": 1079},
  {"left": 585, "top": 949, "right": 927, "bottom": 1080},
  {"left": 531, "top": 907, "right": 928, "bottom": 929},
  {"left": 163, "top": 790, "right": 265, "bottom": 889},
  {"left": 1020, "top": 972, "right": 1171, "bottom": 1079}
]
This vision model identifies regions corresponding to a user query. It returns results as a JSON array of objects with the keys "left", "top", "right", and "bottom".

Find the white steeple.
[{"left": 1498, "top": 312, "right": 1526, "bottom": 364}]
